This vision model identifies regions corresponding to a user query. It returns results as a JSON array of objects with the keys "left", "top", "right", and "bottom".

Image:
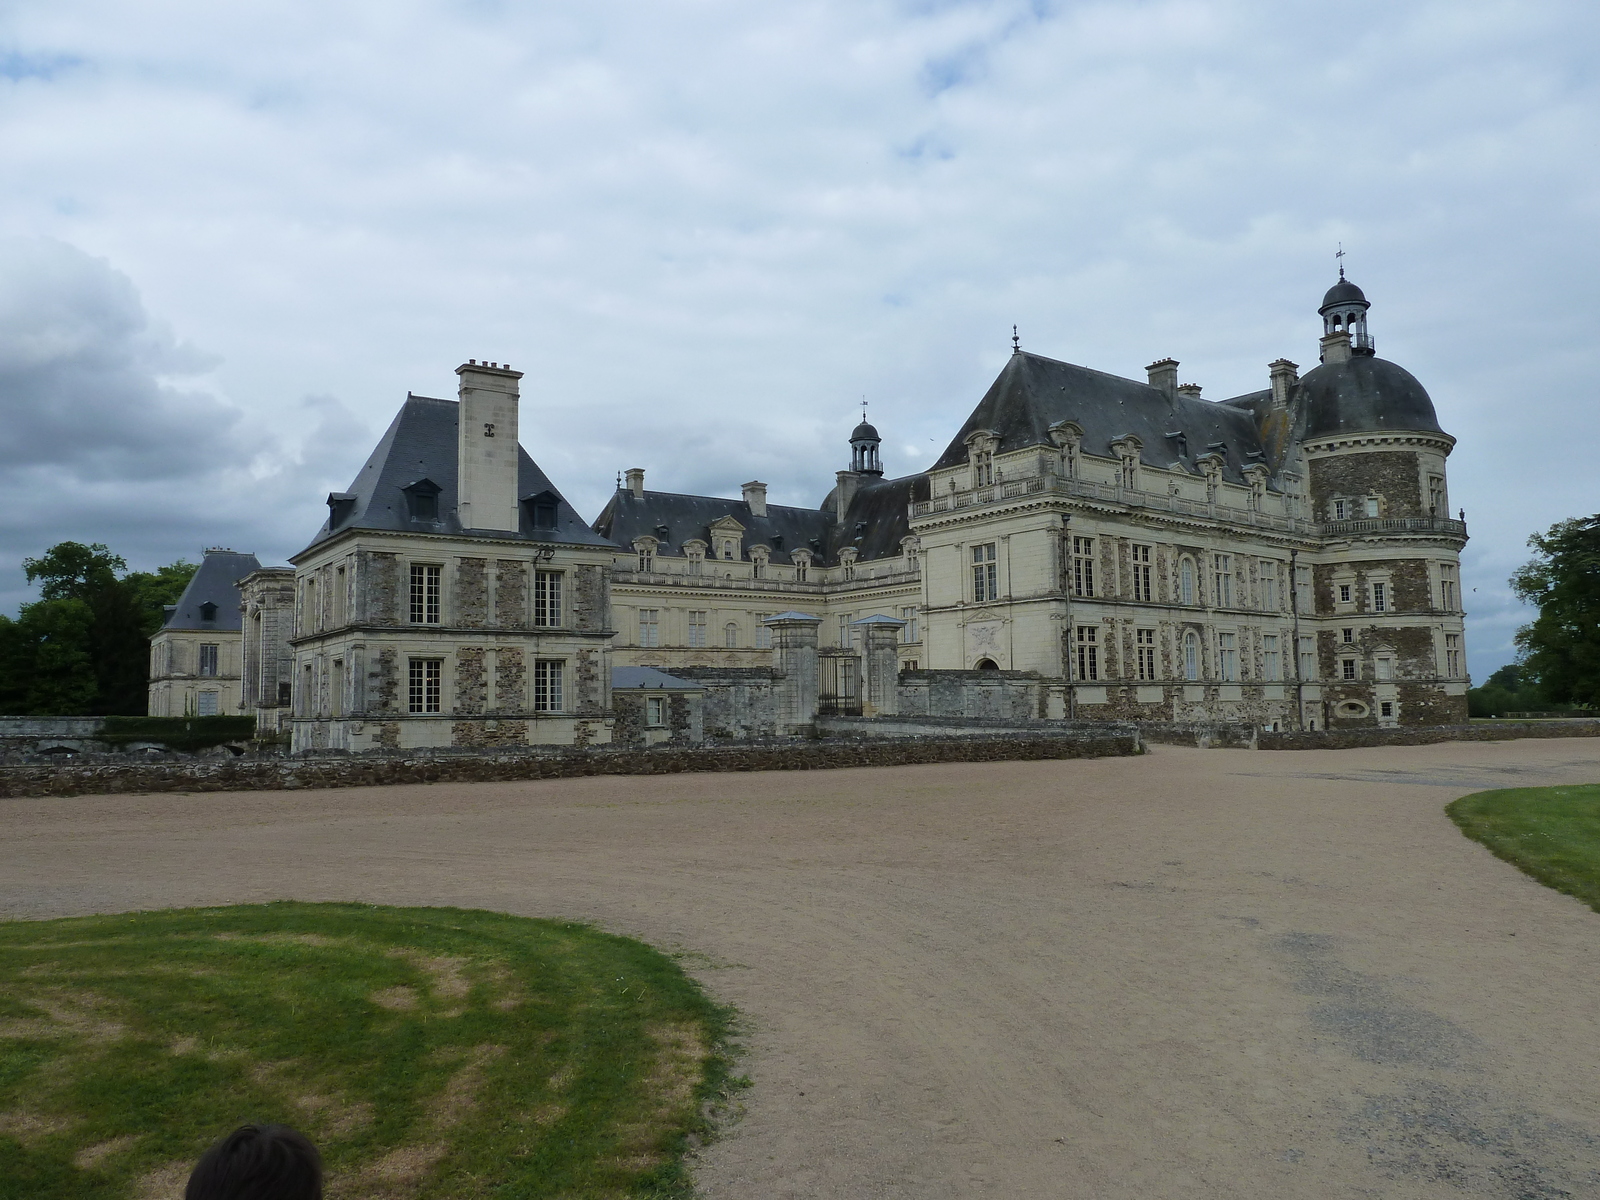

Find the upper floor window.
[
  {"left": 1217, "top": 632, "right": 1239, "bottom": 682},
  {"left": 901, "top": 606, "right": 920, "bottom": 644},
  {"left": 1131, "top": 545, "right": 1153, "bottom": 602},
  {"left": 1119, "top": 454, "right": 1137, "bottom": 491},
  {"left": 1075, "top": 626, "right": 1098, "bottom": 681},
  {"left": 972, "top": 543, "right": 998, "bottom": 602},
  {"left": 793, "top": 552, "right": 811, "bottom": 583},
  {"left": 638, "top": 608, "right": 660, "bottom": 647},
  {"left": 1213, "top": 553, "right": 1234, "bottom": 608},
  {"left": 534, "top": 660, "right": 564, "bottom": 712},
  {"left": 1262, "top": 634, "right": 1281, "bottom": 681},
  {"left": 1071, "top": 537, "right": 1094, "bottom": 597},
  {"left": 756, "top": 617, "right": 773, "bottom": 650},
  {"left": 1445, "top": 633, "right": 1462, "bottom": 676},
  {"left": 199, "top": 643, "right": 219, "bottom": 676},
  {"left": 637, "top": 548, "right": 654, "bottom": 572},
  {"left": 199, "top": 602, "right": 218, "bottom": 623},
  {"left": 1429, "top": 475, "right": 1446, "bottom": 515},
  {"left": 1371, "top": 581, "right": 1388, "bottom": 612},
  {"left": 409, "top": 564, "right": 441, "bottom": 624},
  {"left": 687, "top": 610, "right": 707, "bottom": 648},
  {"left": 1298, "top": 637, "right": 1317, "bottom": 681},
  {"left": 1364, "top": 496, "right": 1381, "bottom": 518},
  {"left": 838, "top": 613, "right": 854, "bottom": 648},
  {"left": 408, "top": 658, "right": 442, "bottom": 713},
  {"left": 1439, "top": 564, "right": 1458, "bottom": 610},
  {"left": 725, "top": 621, "right": 740, "bottom": 648},
  {"left": 1341, "top": 657, "right": 1358, "bottom": 681},
  {"left": 1179, "top": 557, "right": 1196, "bottom": 606},
  {"left": 1261, "top": 562, "right": 1280, "bottom": 611},
  {"left": 752, "top": 549, "right": 768, "bottom": 579},
  {"left": 973, "top": 450, "right": 995, "bottom": 487},
  {"left": 534, "top": 571, "right": 562, "bottom": 627},
  {"left": 1338, "top": 583, "right": 1353, "bottom": 604},
  {"left": 686, "top": 545, "right": 704, "bottom": 574},
  {"left": 1333, "top": 499, "right": 1349, "bottom": 521}
]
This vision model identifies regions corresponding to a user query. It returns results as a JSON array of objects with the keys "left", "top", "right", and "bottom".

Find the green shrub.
[{"left": 97, "top": 716, "right": 258, "bottom": 753}]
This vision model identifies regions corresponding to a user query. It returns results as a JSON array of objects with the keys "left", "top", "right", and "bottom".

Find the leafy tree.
[
  {"left": 3, "top": 542, "right": 200, "bottom": 716},
  {"left": 1467, "top": 664, "right": 1561, "bottom": 718},
  {"left": 1511, "top": 515, "right": 1600, "bottom": 709}
]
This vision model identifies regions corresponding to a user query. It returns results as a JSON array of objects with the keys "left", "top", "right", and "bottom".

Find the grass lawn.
[
  {"left": 0, "top": 903, "right": 742, "bottom": 1200},
  {"left": 1448, "top": 784, "right": 1600, "bottom": 914}
]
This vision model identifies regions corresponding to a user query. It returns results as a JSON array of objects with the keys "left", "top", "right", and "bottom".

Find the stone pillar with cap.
[
  {"left": 852, "top": 615, "right": 906, "bottom": 717},
  {"left": 764, "top": 612, "right": 822, "bottom": 733}
]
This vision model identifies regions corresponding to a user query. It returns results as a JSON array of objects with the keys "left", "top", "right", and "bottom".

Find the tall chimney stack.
[
  {"left": 1319, "top": 330, "right": 1352, "bottom": 365},
  {"left": 742, "top": 480, "right": 768, "bottom": 518},
  {"left": 455, "top": 361, "right": 524, "bottom": 532},
  {"left": 1146, "top": 358, "right": 1179, "bottom": 398},
  {"left": 625, "top": 467, "right": 645, "bottom": 499},
  {"left": 1268, "top": 359, "right": 1299, "bottom": 408}
]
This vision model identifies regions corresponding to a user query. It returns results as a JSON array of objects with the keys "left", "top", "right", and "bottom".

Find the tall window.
[
  {"left": 1298, "top": 637, "right": 1317, "bottom": 681},
  {"left": 838, "top": 613, "right": 854, "bottom": 647},
  {"left": 972, "top": 543, "right": 998, "bottom": 602},
  {"left": 534, "top": 571, "right": 562, "bottom": 627},
  {"left": 638, "top": 609, "right": 660, "bottom": 647},
  {"left": 1180, "top": 557, "right": 1195, "bottom": 606},
  {"left": 1183, "top": 631, "right": 1199, "bottom": 681},
  {"left": 1371, "top": 581, "right": 1387, "bottom": 612},
  {"left": 756, "top": 617, "right": 773, "bottom": 649},
  {"left": 752, "top": 551, "right": 767, "bottom": 579},
  {"left": 1445, "top": 633, "right": 1462, "bottom": 676},
  {"left": 688, "top": 610, "right": 708, "bottom": 648},
  {"left": 724, "top": 621, "right": 740, "bottom": 648},
  {"left": 1296, "top": 566, "right": 1312, "bottom": 613},
  {"left": 1119, "top": 453, "right": 1137, "bottom": 490},
  {"left": 1075, "top": 626, "right": 1098, "bottom": 681},
  {"left": 1364, "top": 497, "right": 1380, "bottom": 518},
  {"left": 901, "top": 606, "right": 919, "bottom": 643},
  {"left": 1375, "top": 656, "right": 1393, "bottom": 681},
  {"left": 1263, "top": 634, "right": 1281, "bottom": 681},
  {"left": 1439, "top": 564, "right": 1458, "bottom": 610},
  {"left": 198, "top": 644, "right": 219, "bottom": 676},
  {"left": 408, "top": 658, "right": 442, "bottom": 713},
  {"left": 1341, "top": 657, "right": 1358, "bottom": 681},
  {"left": 1218, "top": 632, "right": 1238, "bottom": 682},
  {"left": 1071, "top": 537, "right": 1094, "bottom": 597},
  {"left": 973, "top": 450, "right": 994, "bottom": 486},
  {"left": 1338, "top": 584, "right": 1352, "bottom": 604},
  {"left": 534, "top": 660, "right": 564, "bottom": 711},
  {"left": 409, "top": 564, "right": 441, "bottom": 624},
  {"left": 637, "top": 547, "right": 654, "bottom": 572},
  {"left": 1131, "top": 545, "right": 1152, "bottom": 602},
  {"left": 1260, "top": 563, "right": 1279, "bottom": 611},
  {"left": 1429, "top": 475, "right": 1445, "bottom": 514},
  {"left": 687, "top": 547, "right": 704, "bottom": 574},
  {"left": 197, "top": 691, "right": 219, "bottom": 716},
  {"left": 1213, "top": 554, "right": 1234, "bottom": 607},
  {"left": 646, "top": 696, "right": 666, "bottom": 726},
  {"left": 1333, "top": 499, "right": 1348, "bottom": 521},
  {"left": 1136, "top": 628, "right": 1157, "bottom": 681},
  {"left": 795, "top": 557, "right": 809, "bottom": 583}
]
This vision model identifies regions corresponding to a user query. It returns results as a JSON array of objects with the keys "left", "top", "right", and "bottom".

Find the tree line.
[{"left": 0, "top": 542, "right": 197, "bottom": 716}]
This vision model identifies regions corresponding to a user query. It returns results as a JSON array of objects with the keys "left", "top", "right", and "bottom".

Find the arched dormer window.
[
  {"left": 632, "top": 537, "right": 657, "bottom": 573},
  {"left": 683, "top": 539, "right": 706, "bottom": 574},
  {"left": 1048, "top": 421, "right": 1083, "bottom": 480},
  {"left": 751, "top": 545, "right": 770, "bottom": 579},
  {"left": 901, "top": 537, "right": 920, "bottom": 572},
  {"left": 792, "top": 549, "right": 812, "bottom": 582},
  {"left": 964, "top": 429, "right": 1000, "bottom": 488},
  {"left": 840, "top": 547, "right": 858, "bottom": 582},
  {"left": 1196, "top": 453, "right": 1224, "bottom": 504},
  {"left": 1110, "top": 435, "right": 1142, "bottom": 492}
]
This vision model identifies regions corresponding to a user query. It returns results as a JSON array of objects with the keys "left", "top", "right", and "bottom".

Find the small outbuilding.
[{"left": 610, "top": 667, "right": 704, "bottom": 747}]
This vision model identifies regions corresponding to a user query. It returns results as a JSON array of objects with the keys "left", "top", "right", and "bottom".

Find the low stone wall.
[
  {"left": 0, "top": 731, "right": 1141, "bottom": 799},
  {"left": 1258, "top": 720, "right": 1600, "bottom": 751},
  {"left": 818, "top": 715, "right": 1125, "bottom": 740},
  {"left": 1138, "top": 722, "right": 1260, "bottom": 750}
]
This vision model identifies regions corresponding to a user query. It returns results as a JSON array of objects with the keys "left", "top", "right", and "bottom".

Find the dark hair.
[{"left": 185, "top": 1124, "right": 322, "bottom": 1200}]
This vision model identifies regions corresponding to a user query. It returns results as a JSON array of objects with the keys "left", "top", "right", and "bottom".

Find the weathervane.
[
  {"left": 1336, "top": 242, "right": 1346, "bottom": 280},
  {"left": 1012, "top": 324, "right": 1020, "bottom": 355}
]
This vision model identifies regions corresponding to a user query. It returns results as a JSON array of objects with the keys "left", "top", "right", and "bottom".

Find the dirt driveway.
[{"left": 3, "top": 739, "right": 1600, "bottom": 1198}]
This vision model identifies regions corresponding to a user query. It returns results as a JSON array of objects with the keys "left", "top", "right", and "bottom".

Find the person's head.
[{"left": 185, "top": 1124, "right": 322, "bottom": 1200}]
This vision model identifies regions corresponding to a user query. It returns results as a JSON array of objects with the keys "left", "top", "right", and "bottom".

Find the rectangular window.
[
  {"left": 1131, "top": 545, "right": 1153, "bottom": 602},
  {"left": 1075, "top": 626, "right": 1098, "bottom": 681},
  {"left": 725, "top": 621, "right": 739, "bottom": 648},
  {"left": 1136, "top": 628, "right": 1157, "bottom": 681},
  {"left": 1342, "top": 627, "right": 1355, "bottom": 643},
  {"left": 1445, "top": 633, "right": 1462, "bottom": 676},
  {"left": 646, "top": 696, "right": 665, "bottom": 726},
  {"left": 903, "top": 659, "right": 919, "bottom": 671},
  {"left": 534, "top": 660, "right": 564, "bottom": 712},
  {"left": 972, "top": 543, "right": 998, "bottom": 602},
  {"left": 198, "top": 643, "right": 219, "bottom": 676},
  {"left": 1439, "top": 564, "right": 1458, "bottom": 610},
  {"left": 1372, "top": 581, "right": 1387, "bottom": 612},
  {"left": 901, "top": 606, "right": 920, "bottom": 643},
  {"left": 838, "top": 613, "right": 854, "bottom": 648},
  {"left": 1365, "top": 497, "right": 1380, "bottom": 518},
  {"left": 1299, "top": 637, "right": 1317, "bottom": 681},
  {"left": 1213, "top": 554, "right": 1233, "bottom": 607},
  {"left": 1260, "top": 564, "right": 1279, "bottom": 611},
  {"left": 1263, "top": 634, "right": 1281, "bottom": 681},
  {"left": 1429, "top": 476, "right": 1445, "bottom": 515},
  {"left": 1218, "top": 632, "right": 1238, "bottom": 682},
  {"left": 408, "top": 658, "right": 442, "bottom": 713},
  {"left": 638, "top": 609, "right": 660, "bottom": 647},
  {"left": 534, "top": 571, "right": 562, "bottom": 626},
  {"left": 197, "top": 691, "right": 219, "bottom": 716},
  {"left": 1334, "top": 499, "right": 1348, "bottom": 520},
  {"left": 637, "top": 548, "right": 654, "bottom": 572},
  {"left": 795, "top": 561, "right": 808, "bottom": 582},
  {"left": 1072, "top": 537, "right": 1095, "bottom": 597},
  {"left": 1375, "top": 656, "right": 1393, "bottom": 681},
  {"left": 1296, "top": 566, "right": 1312, "bottom": 613},
  {"left": 1380, "top": 700, "right": 1394, "bottom": 718},
  {"left": 973, "top": 450, "right": 994, "bottom": 487},
  {"left": 688, "top": 610, "right": 708, "bottom": 648},
  {"left": 1338, "top": 583, "right": 1352, "bottom": 604},
  {"left": 756, "top": 616, "right": 773, "bottom": 649},
  {"left": 1342, "top": 658, "right": 1358, "bottom": 681},
  {"left": 409, "top": 564, "right": 441, "bottom": 624}
]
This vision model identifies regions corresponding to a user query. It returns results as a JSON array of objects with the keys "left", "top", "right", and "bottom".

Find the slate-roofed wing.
[
  {"left": 593, "top": 489, "right": 838, "bottom": 563},
  {"left": 161, "top": 550, "right": 262, "bottom": 631}
]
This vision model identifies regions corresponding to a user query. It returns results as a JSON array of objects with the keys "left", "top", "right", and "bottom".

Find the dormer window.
[
  {"left": 522, "top": 490, "right": 559, "bottom": 529},
  {"left": 1110, "top": 436, "right": 1142, "bottom": 492},
  {"left": 326, "top": 492, "right": 357, "bottom": 528},
  {"left": 684, "top": 540, "right": 706, "bottom": 574},
  {"left": 751, "top": 546, "right": 770, "bottom": 579},
  {"left": 793, "top": 549, "right": 811, "bottom": 582},
  {"left": 840, "top": 548, "right": 858, "bottom": 582},
  {"left": 402, "top": 478, "right": 442, "bottom": 522},
  {"left": 973, "top": 450, "right": 994, "bottom": 487},
  {"left": 632, "top": 537, "right": 657, "bottom": 573},
  {"left": 199, "top": 602, "right": 218, "bottom": 622},
  {"left": 1047, "top": 421, "right": 1083, "bottom": 480}
]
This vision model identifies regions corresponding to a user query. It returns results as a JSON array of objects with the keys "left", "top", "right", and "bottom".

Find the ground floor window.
[
  {"left": 1341, "top": 657, "right": 1358, "bottom": 681},
  {"left": 902, "top": 659, "right": 919, "bottom": 672},
  {"left": 534, "top": 660, "right": 565, "bottom": 712},
  {"left": 1262, "top": 634, "right": 1281, "bottom": 681},
  {"left": 1183, "top": 631, "right": 1199, "bottom": 681},
  {"left": 646, "top": 695, "right": 665, "bottom": 726},
  {"left": 1075, "top": 626, "right": 1098, "bottom": 681},
  {"left": 408, "top": 658, "right": 442, "bottom": 713},
  {"left": 1218, "top": 632, "right": 1238, "bottom": 682},
  {"left": 1380, "top": 700, "right": 1395, "bottom": 718},
  {"left": 1136, "top": 628, "right": 1157, "bottom": 680},
  {"left": 197, "top": 691, "right": 219, "bottom": 716},
  {"left": 1445, "top": 633, "right": 1462, "bottom": 676},
  {"left": 756, "top": 616, "right": 773, "bottom": 649}
]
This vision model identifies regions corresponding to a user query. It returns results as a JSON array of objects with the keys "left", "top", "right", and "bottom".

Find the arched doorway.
[{"left": 974, "top": 658, "right": 999, "bottom": 671}]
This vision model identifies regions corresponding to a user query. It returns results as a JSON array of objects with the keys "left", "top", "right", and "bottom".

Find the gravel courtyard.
[{"left": 3, "top": 739, "right": 1599, "bottom": 1199}]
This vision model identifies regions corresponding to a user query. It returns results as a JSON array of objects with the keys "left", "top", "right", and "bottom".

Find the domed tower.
[
  {"left": 850, "top": 416, "right": 883, "bottom": 476},
  {"left": 1289, "top": 275, "right": 1468, "bottom": 730}
]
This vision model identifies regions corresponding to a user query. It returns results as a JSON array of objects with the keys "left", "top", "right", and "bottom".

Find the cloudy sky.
[{"left": 2, "top": 0, "right": 1596, "bottom": 677}]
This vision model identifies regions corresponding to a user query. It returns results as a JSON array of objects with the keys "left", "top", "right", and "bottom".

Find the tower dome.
[
  {"left": 850, "top": 412, "right": 883, "bottom": 475},
  {"left": 1318, "top": 269, "right": 1374, "bottom": 355}
]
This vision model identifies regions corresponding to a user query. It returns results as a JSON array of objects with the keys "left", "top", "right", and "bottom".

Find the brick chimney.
[
  {"left": 455, "top": 360, "right": 524, "bottom": 532},
  {"left": 742, "top": 480, "right": 768, "bottom": 518}
]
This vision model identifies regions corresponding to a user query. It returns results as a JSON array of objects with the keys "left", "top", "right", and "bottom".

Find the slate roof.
[
  {"left": 829, "top": 473, "right": 927, "bottom": 561},
  {"left": 931, "top": 352, "right": 1270, "bottom": 485},
  {"left": 593, "top": 489, "right": 837, "bottom": 564},
  {"left": 161, "top": 549, "right": 262, "bottom": 632},
  {"left": 1293, "top": 356, "right": 1445, "bottom": 440},
  {"left": 611, "top": 666, "right": 704, "bottom": 691},
  {"left": 300, "top": 394, "right": 612, "bottom": 554}
]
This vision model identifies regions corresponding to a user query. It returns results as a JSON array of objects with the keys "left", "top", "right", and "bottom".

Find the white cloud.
[{"left": 0, "top": 0, "right": 1597, "bottom": 679}]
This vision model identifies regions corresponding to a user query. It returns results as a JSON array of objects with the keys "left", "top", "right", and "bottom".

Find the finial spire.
[
  {"left": 1336, "top": 242, "right": 1345, "bottom": 280},
  {"left": 1011, "top": 324, "right": 1020, "bottom": 355}
]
